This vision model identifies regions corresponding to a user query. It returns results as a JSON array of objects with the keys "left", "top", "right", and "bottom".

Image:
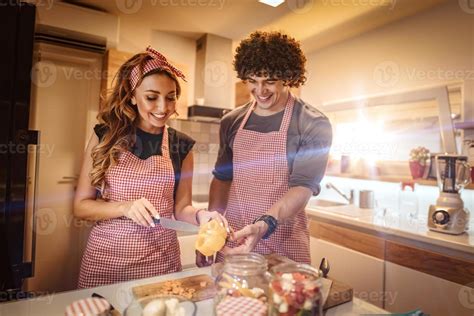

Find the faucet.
[{"left": 325, "top": 182, "right": 354, "bottom": 204}]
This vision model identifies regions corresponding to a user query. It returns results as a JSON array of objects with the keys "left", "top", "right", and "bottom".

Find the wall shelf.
[{"left": 325, "top": 172, "right": 474, "bottom": 190}]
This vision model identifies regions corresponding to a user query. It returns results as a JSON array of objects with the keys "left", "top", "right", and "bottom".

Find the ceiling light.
[{"left": 259, "top": 0, "right": 285, "bottom": 7}]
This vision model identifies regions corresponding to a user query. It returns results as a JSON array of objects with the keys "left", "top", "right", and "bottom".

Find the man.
[{"left": 198, "top": 31, "right": 332, "bottom": 265}]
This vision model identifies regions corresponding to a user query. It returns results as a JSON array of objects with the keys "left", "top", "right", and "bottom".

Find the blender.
[{"left": 428, "top": 154, "right": 471, "bottom": 235}]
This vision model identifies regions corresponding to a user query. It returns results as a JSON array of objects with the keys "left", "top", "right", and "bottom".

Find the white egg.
[
  {"left": 165, "top": 298, "right": 179, "bottom": 316},
  {"left": 303, "top": 299, "right": 313, "bottom": 310},
  {"left": 281, "top": 273, "right": 293, "bottom": 281},
  {"left": 142, "top": 299, "right": 166, "bottom": 316},
  {"left": 278, "top": 302, "right": 288, "bottom": 313},
  {"left": 251, "top": 287, "right": 264, "bottom": 297},
  {"left": 273, "top": 293, "right": 282, "bottom": 304},
  {"left": 282, "top": 280, "right": 293, "bottom": 292}
]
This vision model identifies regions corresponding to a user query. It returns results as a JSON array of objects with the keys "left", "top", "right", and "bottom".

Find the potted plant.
[{"left": 409, "top": 146, "right": 430, "bottom": 179}]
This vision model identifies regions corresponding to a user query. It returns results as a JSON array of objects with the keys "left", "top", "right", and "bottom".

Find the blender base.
[{"left": 427, "top": 205, "right": 470, "bottom": 235}]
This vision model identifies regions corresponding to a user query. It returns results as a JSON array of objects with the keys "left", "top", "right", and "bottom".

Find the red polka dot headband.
[{"left": 129, "top": 46, "right": 187, "bottom": 91}]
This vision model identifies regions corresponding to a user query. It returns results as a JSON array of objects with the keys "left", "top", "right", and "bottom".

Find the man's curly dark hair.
[{"left": 234, "top": 31, "right": 307, "bottom": 88}]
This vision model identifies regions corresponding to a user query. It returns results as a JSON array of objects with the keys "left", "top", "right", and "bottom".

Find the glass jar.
[
  {"left": 398, "top": 182, "right": 419, "bottom": 219},
  {"left": 214, "top": 253, "right": 270, "bottom": 316},
  {"left": 269, "top": 263, "right": 323, "bottom": 316}
]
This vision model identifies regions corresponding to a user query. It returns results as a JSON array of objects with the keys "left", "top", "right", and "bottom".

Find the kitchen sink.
[
  {"left": 306, "top": 199, "right": 374, "bottom": 218},
  {"left": 307, "top": 199, "right": 346, "bottom": 208}
]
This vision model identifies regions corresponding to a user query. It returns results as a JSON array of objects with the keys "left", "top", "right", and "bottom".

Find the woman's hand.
[
  {"left": 121, "top": 197, "right": 159, "bottom": 227},
  {"left": 196, "top": 210, "right": 229, "bottom": 232}
]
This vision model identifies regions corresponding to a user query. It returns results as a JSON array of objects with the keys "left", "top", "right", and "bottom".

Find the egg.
[{"left": 142, "top": 299, "right": 166, "bottom": 316}]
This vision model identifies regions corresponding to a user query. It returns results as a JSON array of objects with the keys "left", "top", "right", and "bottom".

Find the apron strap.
[{"left": 161, "top": 126, "right": 171, "bottom": 158}]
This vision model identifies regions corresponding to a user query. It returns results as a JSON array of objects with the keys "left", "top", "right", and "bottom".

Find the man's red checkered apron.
[
  {"left": 78, "top": 127, "right": 181, "bottom": 288},
  {"left": 217, "top": 95, "right": 311, "bottom": 264}
]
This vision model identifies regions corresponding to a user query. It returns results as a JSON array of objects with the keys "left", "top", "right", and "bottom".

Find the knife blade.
[{"left": 153, "top": 217, "right": 200, "bottom": 233}]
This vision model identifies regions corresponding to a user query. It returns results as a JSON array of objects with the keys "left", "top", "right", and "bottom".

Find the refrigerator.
[{"left": 0, "top": 1, "right": 38, "bottom": 298}]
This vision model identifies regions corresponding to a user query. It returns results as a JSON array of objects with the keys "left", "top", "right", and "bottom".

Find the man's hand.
[{"left": 222, "top": 221, "right": 268, "bottom": 255}]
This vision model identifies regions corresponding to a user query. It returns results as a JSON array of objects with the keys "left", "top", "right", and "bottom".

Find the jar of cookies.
[{"left": 214, "top": 253, "right": 270, "bottom": 316}]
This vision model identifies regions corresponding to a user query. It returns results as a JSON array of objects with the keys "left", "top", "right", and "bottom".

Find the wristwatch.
[{"left": 253, "top": 215, "right": 278, "bottom": 240}]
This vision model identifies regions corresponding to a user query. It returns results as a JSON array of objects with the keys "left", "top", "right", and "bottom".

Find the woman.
[{"left": 74, "top": 46, "right": 227, "bottom": 288}]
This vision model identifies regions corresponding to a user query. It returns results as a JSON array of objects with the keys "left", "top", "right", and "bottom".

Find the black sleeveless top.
[{"left": 94, "top": 124, "right": 196, "bottom": 198}]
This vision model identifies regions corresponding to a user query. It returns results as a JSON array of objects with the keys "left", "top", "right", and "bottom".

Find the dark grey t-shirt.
[{"left": 213, "top": 97, "right": 332, "bottom": 195}]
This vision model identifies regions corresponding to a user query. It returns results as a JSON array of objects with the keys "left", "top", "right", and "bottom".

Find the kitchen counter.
[
  {"left": 0, "top": 267, "right": 388, "bottom": 316},
  {"left": 305, "top": 199, "right": 474, "bottom": 256}
]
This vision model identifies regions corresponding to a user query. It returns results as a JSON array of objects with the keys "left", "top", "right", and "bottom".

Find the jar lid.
[
  {"left": 65, "top": 297, "right": 110, "bottom": 316},
  {"left": 216, "top": 297, "right": 267, "bottom": 316}
]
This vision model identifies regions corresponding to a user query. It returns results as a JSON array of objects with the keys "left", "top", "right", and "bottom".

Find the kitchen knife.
[{"left": 153, "top": 216, "right": 200, "bottom": 233}]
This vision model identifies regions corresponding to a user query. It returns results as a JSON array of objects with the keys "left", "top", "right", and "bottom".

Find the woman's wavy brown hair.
[{"left": 90, "top": 52, "right": 181, "bottom": 193}]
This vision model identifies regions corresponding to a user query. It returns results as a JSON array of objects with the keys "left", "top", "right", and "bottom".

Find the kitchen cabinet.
[
  {"left": 178, "top": 234, "right": 198, "bottom": 270},
  {"left": 310, "top": 237, "right": 385, "bottom": 308},
  {"left": 385, "top": 262, "right": 473, "bottom": 316},
  {"left": 307, "top": 211, "right": 474, "bottom": 315}
]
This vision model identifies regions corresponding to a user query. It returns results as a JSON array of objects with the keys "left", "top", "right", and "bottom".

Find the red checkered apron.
[
  {"left": 217, "top": 95, "right": 311, "bottom": 264},
  {"left": 78, "top": 127, "right": 181, "bottom": 289}
]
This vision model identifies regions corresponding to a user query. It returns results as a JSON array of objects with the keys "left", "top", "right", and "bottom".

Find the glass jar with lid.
[
  {"left": 269, "top": 263, "right": 323, "bottom": 316},
  {"left": 214, "top": 253, "right": 270, "bottom": 316}
]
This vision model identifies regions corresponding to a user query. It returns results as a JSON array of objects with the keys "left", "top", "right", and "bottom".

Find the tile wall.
[{"left": 167, "top": 118, "right": 220, "bottom": 199}]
